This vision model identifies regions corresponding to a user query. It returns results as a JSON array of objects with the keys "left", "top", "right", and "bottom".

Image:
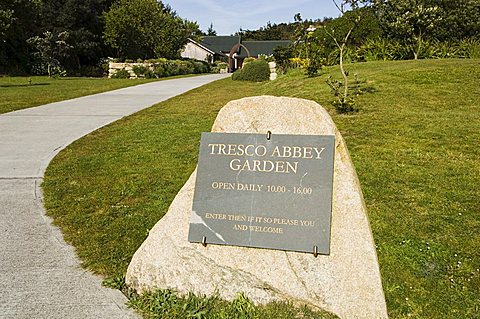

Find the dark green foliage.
[
  {"left": 236, "top": 21, "right": 298, "bottom": 41},
  {"left": 206, "top": 23, "right": 217, "bottom": 36},
  {"left": 36, "top": 0, "right": 115, "bottom": 72},
  {"left": 355, "top": 37, "right": 480, "bottom": 61},
  {"left": 132, "top": 65, "right": 149, "bottom": 77},
  {"left": 0, "top": 0, "right": 40, "bottom": 74},
  {"left": 144, "top": 70, "right": 155, "bottom": 79},
  {"left": 74, "top": 65, "right": 106, "bottom": 77},
  {"left": 434, "top": 0, "right": 480, "bottom": 41},
  {"left": 193, "top": 61, "right": 210, "bottom": 74},
  {"left": 374, "top": 0, "right": 480, "bottom": 43},
  {"left": 128, "top": 289, "right": 338, "bottom": 319},
  {"left": 272, "top": 46, "right": 294, "bottom": 73},
  {"left": 103, "top": 0, "right": 200, "bottom": 60},
  {"left": 111, "top": 68, "right": 130, "bottom": 79},
  {"left": 232, "top": 60, "right": 270, "bottom": 82}
]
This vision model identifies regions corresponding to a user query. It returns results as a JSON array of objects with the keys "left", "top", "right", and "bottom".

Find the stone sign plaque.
[{"left": 188, "top": 132, "right": 335, "bottom": 254}]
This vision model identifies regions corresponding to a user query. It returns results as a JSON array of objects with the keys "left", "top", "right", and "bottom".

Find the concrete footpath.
[{"left": 0, "top": 74, "right": 229, "bottom": 318}]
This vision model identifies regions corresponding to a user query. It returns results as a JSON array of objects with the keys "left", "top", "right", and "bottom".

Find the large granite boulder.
[{"left": 126, "top": 96, "right": 388, "bottom": 318}]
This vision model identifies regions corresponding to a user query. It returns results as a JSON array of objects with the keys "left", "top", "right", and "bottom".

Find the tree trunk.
[{"left": 339, "top": 44, "right": 348, "bottom": 101}]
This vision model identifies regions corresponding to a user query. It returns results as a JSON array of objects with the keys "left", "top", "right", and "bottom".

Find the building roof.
[
  {"left": 200, "top": 36, "right": 241, "bottom": 54},
  {"left": 186, "top": 37, "right": 292, "bottom": 60},
  {"left": 237, "top": 40, "right": 292, "bottom": 58}
]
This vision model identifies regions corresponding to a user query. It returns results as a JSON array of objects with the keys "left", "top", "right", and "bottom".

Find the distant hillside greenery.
[{"left": 1, "top": 0, "right": 479, "bottom": 76}]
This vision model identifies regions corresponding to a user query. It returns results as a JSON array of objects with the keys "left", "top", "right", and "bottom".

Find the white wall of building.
[{"left": 181, "top": 42, "right": 212, "bottom": 62}]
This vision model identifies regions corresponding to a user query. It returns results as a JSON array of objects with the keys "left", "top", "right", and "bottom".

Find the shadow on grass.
[{"left": 0, "top": 83, "right": 51, "bottom": 88}]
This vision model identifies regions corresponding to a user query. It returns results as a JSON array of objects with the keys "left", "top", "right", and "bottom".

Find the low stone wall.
[
  {"left": 108, "top": 62, "right": 150, "bottom": 79},
  {"left": 109, "top": 61, "right": 276, "bottom": 79}
]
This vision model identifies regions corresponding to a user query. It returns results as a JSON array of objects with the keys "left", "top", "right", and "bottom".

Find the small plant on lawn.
[
  {"left": 232, "top": 59, "right": 270, "bottom": 82},
  {"left": 326, "top": 71, "right": 371, "bottom": 113},
  {"left": 326, "top": 75, "right": 357, "bottom": 113},
  {"left": 323, "top": 0, "right": 364, "bottom": 111}
]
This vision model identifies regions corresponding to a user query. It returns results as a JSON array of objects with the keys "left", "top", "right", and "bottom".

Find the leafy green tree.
[
  {"left": 104, "top": 0, "right": 162, "bottom": 59},
  {"left": 433, "top": 0, "right": 480, "bottom": 41},
  {"left": 27, "top": 31, "right": 72, "bottom": 77},
  {"left": 154, "top": 18, "right": 200, "bottom": 59},
  {"left": 374, "top": 0, "right": 443, "bottom": 59},
  {"left": 103, "top": 0, "right": 199, "bottom": 60}
]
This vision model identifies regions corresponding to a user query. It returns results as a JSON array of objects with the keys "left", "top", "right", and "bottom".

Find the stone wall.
[{"left": 108, "top": 62, "right": 150, "bottom": 79}]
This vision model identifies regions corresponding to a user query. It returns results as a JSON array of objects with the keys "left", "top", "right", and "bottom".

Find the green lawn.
[
  {"left": 0, "top": 76, "right": 159, "bottom": 114},
  {"left": 42, "top": 59, "right": 480, "bottom": 318}
]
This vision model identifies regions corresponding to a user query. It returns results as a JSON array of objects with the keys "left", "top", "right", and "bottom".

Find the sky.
[{"left": 164, "top": 0, "right": 341, "bottom": 35}]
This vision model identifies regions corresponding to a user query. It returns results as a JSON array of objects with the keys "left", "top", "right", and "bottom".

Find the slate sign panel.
[{"left": 188, "top": 132, "right": 335, "bottom": 254}]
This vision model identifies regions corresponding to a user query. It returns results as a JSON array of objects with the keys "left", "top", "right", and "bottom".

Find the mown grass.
[
  {"left": 0, "top": 76, "right": 160, "bottom": 114},
  {"left": 43, "top": 59, "right": 480, "bottom": 318},
  {"left": 262, "top": 59, "right": 480, "bottom": 318}
]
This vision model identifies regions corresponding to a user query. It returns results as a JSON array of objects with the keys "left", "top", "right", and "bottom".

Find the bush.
[
  {"left": 243, "top": 57, "right": 256, "bottom": 66},
  {"left": 232, "top": 59, "right": 270, "bottom": 82},
  {"left": 111, "top": 68, "right": 130, "bottom": 79},
  {"left": 132, "top": 65, "right": 148, "bottom": 77},
  {"left": 153, "top": 63, "right": 168, "bottom": 78},
  {"left": 193, "top": 61, "right": 209, "bottom": 73},
  {"left": 144, "top": 70, "right": 156, "bottom": 79},
  {"left": 212, "top": 61, "right": 228, "bottom": 73},
  {"left": 459, "top": 38, "right": 480, "bottom": 59},
  {"left": 177, "top": 60, "right": 194, "bottom": 75}
]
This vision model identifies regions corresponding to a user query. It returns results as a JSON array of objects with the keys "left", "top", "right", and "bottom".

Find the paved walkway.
[{"left": 0, "top": 74, "right": 229, "bottom": 318}]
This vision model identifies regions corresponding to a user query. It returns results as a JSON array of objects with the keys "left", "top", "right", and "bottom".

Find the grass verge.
[
  {"left": 43, "top": 59, "right": 480, "bottom": 318},
  {"left": 0, "top": 75, "right": 191, "bottom": 114}
]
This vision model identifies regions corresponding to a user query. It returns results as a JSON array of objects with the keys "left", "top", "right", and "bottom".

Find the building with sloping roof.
[
  {"left": 181, "top": 36, "right": 291, "bottom": 71},
  {"left": 237, "top": 40, "right": 292, "bottom": 59}
]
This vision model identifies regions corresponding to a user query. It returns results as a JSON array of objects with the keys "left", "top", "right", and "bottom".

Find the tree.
[
  {"left": 0, "top": 8, "right": 13, "bottom": 43},
  {"left": 207, "top": 23, "right": 217, "bottom": 36},
  {"left": 374, "top": 0, "right": 443, "bottom": 59},
  {"left": 37, "top": 0, "right": 116, "bottom": 71},
  {"left": 154, "top": 17, "right": 201, "bottom": 59},
  {"left": 27, "top": 31, "right": 72, "bottom": 77},
  {"left": 103, "top": 0, "right": 199, "bottom": 60},
  {"left": 433, "top": 0, "right": 480, "bottom": 41},
  {"left": 324, "top": 0, "right": 368, "bottom": 112},
  {"left": 0, "top": 0, "right": 40, "bottom": 73}
]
